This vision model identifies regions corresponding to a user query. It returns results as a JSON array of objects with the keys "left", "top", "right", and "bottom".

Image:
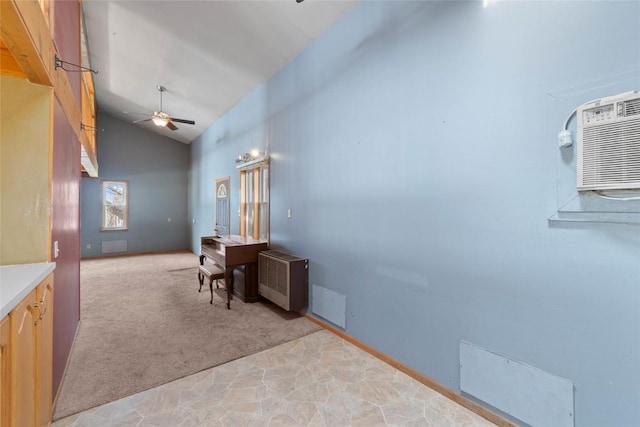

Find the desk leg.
[{"left": 224, "top": 268, "right": 234, "bottom": 309}]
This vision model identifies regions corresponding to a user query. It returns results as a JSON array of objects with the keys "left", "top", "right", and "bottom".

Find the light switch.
[
  {"left": 167, "top": 217, "right": 172, "bottom": 223},
  {"left": 54, "top": 241, "right": 60, "bottom": 258}
]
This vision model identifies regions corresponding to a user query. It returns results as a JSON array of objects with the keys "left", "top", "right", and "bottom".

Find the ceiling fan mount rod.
[{"left": 157, "top": 85, "right": 166, "bottom": 111}]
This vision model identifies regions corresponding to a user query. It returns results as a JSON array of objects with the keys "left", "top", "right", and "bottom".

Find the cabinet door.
[
  {"left": 1, "top": 316, "right": 10, "bottom": 427},
  {"left": 10, "top": 288, "right": 38, "bottom": 427},
  {"left": 36, "top": 277, "right": 53, "bottom": 427}
]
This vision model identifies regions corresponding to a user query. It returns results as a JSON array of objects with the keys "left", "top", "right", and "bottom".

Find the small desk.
[{"left": 200, "top": 235, "right": 268, "bottom": 308}]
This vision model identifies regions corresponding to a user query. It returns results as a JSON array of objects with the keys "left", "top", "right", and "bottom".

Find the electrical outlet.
[
  {"left": 287, "top": 209, "right": 292, "bottom": 219},
  {"left": 167, "top": 217, "right": 172, "bottom": 223},
  {"left": 87, "top": 244, "right": 91, "bottom": 250}
]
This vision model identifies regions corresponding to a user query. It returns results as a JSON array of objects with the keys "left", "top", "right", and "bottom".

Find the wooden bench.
[{"left": 198, "top": 264, "right": 226, "bottom": 305}]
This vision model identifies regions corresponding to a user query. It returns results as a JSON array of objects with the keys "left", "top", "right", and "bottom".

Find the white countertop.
[{"left": 0, "top": 263, "right": 56, "bottom": 318}]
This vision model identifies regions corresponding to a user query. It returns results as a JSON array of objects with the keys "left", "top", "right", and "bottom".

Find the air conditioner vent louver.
[
  {"left": 624, "top": 98, "right": 640, "bottom": 117},
  {"left": 577, "top": 91, "right": 640, "bottom": 191}
]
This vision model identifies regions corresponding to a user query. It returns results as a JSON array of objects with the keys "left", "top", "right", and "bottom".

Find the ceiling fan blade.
[
  {"left": 124, "top": 111, "right": 151, "bottom": 116},
  {"left": 133, "top": 118, "right": 151, "bottom": 124},
  {"left": 170, "top": 118, "right": 195, "bottom": 125},
  {"left": 167, "top": 121, "right": 179, "bottom": 131}
]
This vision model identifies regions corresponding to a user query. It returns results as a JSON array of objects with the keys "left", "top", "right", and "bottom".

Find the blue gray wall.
[
  {"left": 81, "top": 113, "right": 190, "bottom": 257},
  {"left": 189, "top": 2, "right": 640, "bottom": 426}
]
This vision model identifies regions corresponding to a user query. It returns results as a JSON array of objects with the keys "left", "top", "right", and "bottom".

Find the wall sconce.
[{"left": 236, "top": 150, "right": 267, "bottom": 168}]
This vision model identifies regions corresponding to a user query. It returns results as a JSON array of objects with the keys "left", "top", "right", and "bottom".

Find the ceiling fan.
[{"left": 130, "top": 85, "right": 195, "bottom": 131}]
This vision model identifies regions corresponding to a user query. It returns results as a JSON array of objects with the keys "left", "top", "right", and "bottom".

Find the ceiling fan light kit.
[
  {"left": 151, "top": 112, "right": 170, "bottom": 127},
  {"left": 151, "top": 116, "right": 168, "bottom": 127},
  {"left": 128, "top": 85, "right": 195, "bottom": 131}
]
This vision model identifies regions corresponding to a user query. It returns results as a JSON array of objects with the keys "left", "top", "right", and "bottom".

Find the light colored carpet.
[{"left": 53, "top": 251, "right": 320, "bottom": 420}]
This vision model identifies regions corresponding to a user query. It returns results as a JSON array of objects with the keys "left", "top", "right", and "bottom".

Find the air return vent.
[{"left": 577, "top": 91, "right": 640, "bottom": 191}]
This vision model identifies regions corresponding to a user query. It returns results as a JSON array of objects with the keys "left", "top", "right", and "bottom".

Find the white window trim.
[{"left": 101, "top": 180, "right": 129, "bottom": 231}]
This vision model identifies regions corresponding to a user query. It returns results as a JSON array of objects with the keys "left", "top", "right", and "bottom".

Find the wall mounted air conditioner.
[{"left": 576, "top": 91, "right": 640, "bottom": 191}]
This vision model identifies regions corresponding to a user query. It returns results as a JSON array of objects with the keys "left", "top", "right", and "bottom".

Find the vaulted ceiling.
[{"left": 82, "top": 0, "right": 358, "bottom": 143}]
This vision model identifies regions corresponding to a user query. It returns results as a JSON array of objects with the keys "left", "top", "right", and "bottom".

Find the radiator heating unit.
[{"left": 258, "top": 250, "right": 308, "bottom": 311}]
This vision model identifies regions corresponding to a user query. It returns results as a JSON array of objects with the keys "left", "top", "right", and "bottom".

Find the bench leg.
[{"left": 209, "top": 277, "right": 214, "bottom": 304}]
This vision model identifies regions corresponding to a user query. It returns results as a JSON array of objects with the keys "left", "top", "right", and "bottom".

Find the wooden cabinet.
[
  {"left": 1, "top": 316, "right": 10, "bottom": 427},
  {"left": 0, "top": 274, "right": 53, "bottom": 427},
  {"left": 36, "top": 278, "right": 53, "bottom": 427},
  {"left": 11, "top": 287, "right": 38, "bottom": 427}
]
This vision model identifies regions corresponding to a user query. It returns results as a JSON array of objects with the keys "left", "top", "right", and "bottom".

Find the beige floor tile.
[{"left": 53, "top": 330, "right": 498, "bottom": 427}]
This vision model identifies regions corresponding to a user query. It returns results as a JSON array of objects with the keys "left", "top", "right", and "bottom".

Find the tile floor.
[{"left": 53, "top": 330, "right": 496, "bottom": 427}]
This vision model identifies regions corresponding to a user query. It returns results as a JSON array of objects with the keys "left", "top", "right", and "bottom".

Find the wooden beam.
[
  {"left": 82, "top": 67, "right": 96, "bottom": 118},
  {"left": 0, "top": 0, "right": 98, "bottom": 175},
  {"left": 0, "top": 38, "right": 26, "bottom": 78},
  {"left": 0, "top": 0, "right": 52, "bottom": 85},
  {"left": 52, "top": 59, "right": 97, "bottom": 172},
  {"left": 81, "top": 71, "right": 97, "bottom": 176}
]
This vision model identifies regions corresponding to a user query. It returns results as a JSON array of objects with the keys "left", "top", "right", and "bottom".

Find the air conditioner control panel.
[{"left": 583, "top": 103, "right": 614, "bottom": 124}]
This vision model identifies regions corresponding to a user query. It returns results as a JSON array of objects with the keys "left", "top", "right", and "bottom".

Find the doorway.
[{"left": 215, "top": 176, "right": 230, "bottom": 236}]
